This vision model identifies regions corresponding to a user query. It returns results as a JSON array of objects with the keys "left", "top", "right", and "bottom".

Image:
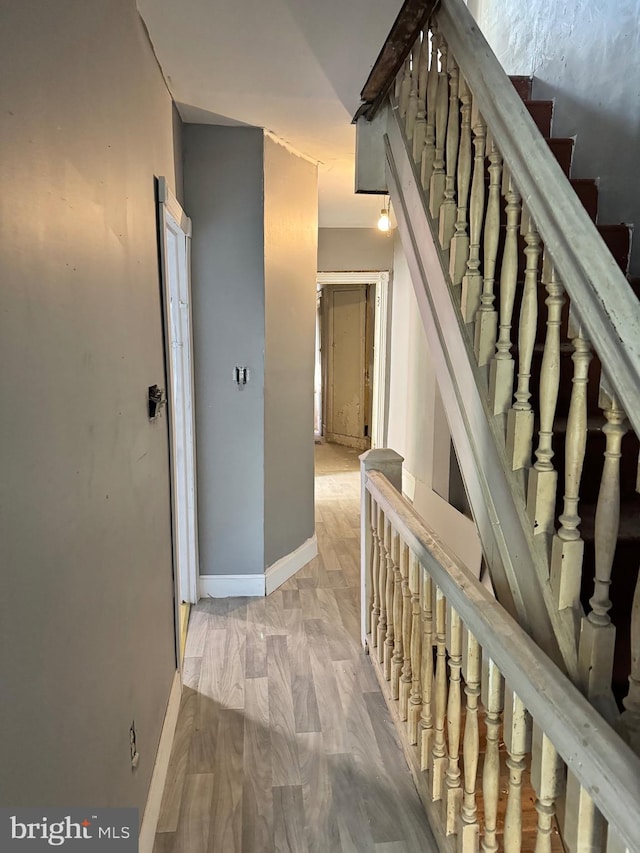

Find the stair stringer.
[{"left": 384, "top": 103, "right": 579, "bottom": 679}]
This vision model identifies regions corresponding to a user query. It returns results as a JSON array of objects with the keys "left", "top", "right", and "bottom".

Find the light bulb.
[{"left": 377, "top": 209, "right": 390, "bottom": 232}]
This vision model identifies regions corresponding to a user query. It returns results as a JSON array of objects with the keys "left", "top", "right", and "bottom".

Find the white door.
[{"left": 158, "top": 178, "right": 199, "bottom": 610}]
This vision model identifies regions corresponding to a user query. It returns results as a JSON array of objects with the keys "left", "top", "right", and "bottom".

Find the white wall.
[
  {"left": 386, "top": 236, "right": 482, "bottom": 574},
  {"left": 184, "top": 126, "right": 266, "bottom": 576},
  {"left": 318, "top": 227, "right": 394, "bottom": 271},
  {"left": 0, "top": 0, "right": 178, "bottom": 811},
  {"left": 264, "top": 136, "right": 318, "bottom": 567},
  {"left": 468, "top": 0, "right": 640, "bottom": 274}
]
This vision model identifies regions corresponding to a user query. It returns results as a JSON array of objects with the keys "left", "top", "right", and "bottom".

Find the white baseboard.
[
  {"left": 402, "top": 468, "right": 416, "bottom": 503},
  {"left": 139, "top": 670, "right": 182, "bottom": 853},
  {"left": 265, "top": 534, "right": 318, "bottom": 595},
  {"left": 198, "top": 573, "right": 266, "bottom": 598}
]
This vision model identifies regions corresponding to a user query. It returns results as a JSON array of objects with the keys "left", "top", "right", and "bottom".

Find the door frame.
[
  {"left": 317, "top": 271, "right": 390, "bottom": 448},
  {"left": 157, "top": 177, "right": 199, "bottom": 656}
]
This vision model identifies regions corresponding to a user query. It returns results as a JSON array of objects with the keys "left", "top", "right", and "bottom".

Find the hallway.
[{"left": 153, "top": 442, "right": 438, "bottom": 852}]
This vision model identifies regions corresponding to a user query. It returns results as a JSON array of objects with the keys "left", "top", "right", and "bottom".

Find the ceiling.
[{"left": 137, "top": 0, "right": 402, "bottom": 227}]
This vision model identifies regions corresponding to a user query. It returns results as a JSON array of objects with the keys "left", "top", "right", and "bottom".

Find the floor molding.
[
  {"left": 139, "top": 670, "right": 182, "bottom": 853},
  {"left": 265, "top": 534, "right": 318, "bottom": 595},
  {"left": 198, "top": 573, "right": 266, "bottom": 598}
]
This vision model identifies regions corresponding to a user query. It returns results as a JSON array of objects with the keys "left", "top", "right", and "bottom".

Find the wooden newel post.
[{"left": 360, "top": 449, "right": 404, "bottom": 649}]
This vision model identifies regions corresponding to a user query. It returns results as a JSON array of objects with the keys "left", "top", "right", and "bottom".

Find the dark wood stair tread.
[
  {"left": 570, "top": 178, "right": 599, "bottom": 222},
  {"left": 510, "top": 75, "right": 533, "bottom": 100},
  {"left": 545, "top": 137, "right": 574, "bottom": 176},
  {"left": 524, "top": 100, "right": 553, "bottom": 136},
  {"left": 598, "top": 224, "right": 632, "bottom": 273}
]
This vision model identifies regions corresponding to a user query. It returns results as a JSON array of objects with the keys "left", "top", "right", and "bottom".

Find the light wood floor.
[{"left": 153, "top": 441, "right": 438, "bottom": 853}]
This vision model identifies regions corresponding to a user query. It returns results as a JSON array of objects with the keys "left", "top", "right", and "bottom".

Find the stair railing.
[
  {"left": 365, "top": 0, "right": 640, "bottom": 732},
  {"left": 361, "top": 449, "right": 640, "bottom": 853}
]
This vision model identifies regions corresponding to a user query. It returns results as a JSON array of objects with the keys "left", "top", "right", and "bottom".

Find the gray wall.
[
  {"left": 468, "top": 0, "right": 640, "bottom": 274},
  {"left": 0, "top": 0, "right": 178, "bottom": 811},
  {"left": 318, "top": 227, "right": 394, "bottom": 271},
  {"left": 264, "top": 137, "right": 318, "bottom": 566},
  {"left": 183, "top": 126, "right": 266, "bottom": 575}
]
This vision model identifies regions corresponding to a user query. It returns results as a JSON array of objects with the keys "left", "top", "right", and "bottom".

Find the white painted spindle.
[
  {"left": 449, "top": 75, "right": 472, "bottom": 287},
  {"left": 506, "top": 209, "right": 540, "bottom": 470},
  {"left": 480, "top": 657, "right": 504, "bottom": 853},
  {"left": 438, "top": 56, "right": 459, "bottom": 249},
  {"left": 489, "top": 169, "right": 521, "bottom": 418},
  {"left": 461, "top": 102, "right": 486, "bottom": 324},
  {"left": 527, "top": 257, "right": 565, "bottom": 541},
  {"left": 503, "top": 687, "right": 532, "bottom": 852},
  {"left": 444, "top": 606, "right": 463, "bottom": 834},
  {"left": 412, "top": 29, "right": 429, "bottom": 165},
  {"left": 550, "top": 318, "right": 592, "bottom": 614},
  {"left": 421, "top": 28, "right": 440, "bottom": 191},
  {"left": 474, "top": 135, "right": 501, "bottom": 367},
  {"left": 579, "top": 386, "right": 628, "bottom": 698},
  {"left": 385, "top": 521, "right": 397, "bottom": 682},
  {"left": 370, "top": 493, "right": 380, "bottom": 649},
  {"left": 399, "top": 55, "right": 412, "bottom": 120},
  {"left": 399, "top": 541, "right": 412, "bottom": 718},
  {"left": 429, "top": 38, "right": 449, "bottom": 217},
  {"left": 457, "top": 629, "right": 481, "bottom": 852},
  {"left": 531, "top": 724, "right": 563, "bottom": 853},
  {"left": 421, "top": 568, "right": 435, "bottom": 769},
  {"left": 621, "top": 570, "right": 640, "bottom": 754},
  {"left": 376, "top": 503, "right": 387, "bottom": 660},
  {"left": 431, "top": 585, "right": 448, "bottom": 801},
  {"left": 408, "top": 551, "right": 423, "bottom": 745},
  {"left": 406, "top": 41, "right": 420, "bottom": 142}
]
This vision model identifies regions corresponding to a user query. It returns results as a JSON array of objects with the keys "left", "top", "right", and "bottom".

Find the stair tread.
[{"left": 510, "top": 75, "right": 533, "bottom": 100}]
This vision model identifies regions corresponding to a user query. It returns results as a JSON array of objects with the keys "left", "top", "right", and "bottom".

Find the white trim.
[
  {"left": 139, "top": 670, "right": 182, "bottom": 853},
  {"left": 198, "top": 574, "right": 266, "bottom": 598},
  {"left": 316, "top": 271, "right": 390, "bottom": 449},
  {"left": 265, "top": 534, "right": 318, "bottom": 595},
  {"left": 402, "top": 468, "right": 416, "bottom": 503}
]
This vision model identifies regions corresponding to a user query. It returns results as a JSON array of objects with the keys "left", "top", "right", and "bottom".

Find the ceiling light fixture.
[{"left": 377, "top": 196, "right": 390, "bottom": 232}]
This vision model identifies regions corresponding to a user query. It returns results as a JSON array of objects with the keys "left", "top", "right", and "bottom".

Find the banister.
[
  {"left": 366, "top": 467, "right": 640, "bottom": 852},
  {"left": 354, "top": 0, "right": 439, "bottom": 122},
  {"left": 435, "top": 0, "right": 640, "bottom": 439}
]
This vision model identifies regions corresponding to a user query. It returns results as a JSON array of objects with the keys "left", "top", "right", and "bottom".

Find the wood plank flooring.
[{"left": 154, "top": 442, "right": 438, "bottom": 853}]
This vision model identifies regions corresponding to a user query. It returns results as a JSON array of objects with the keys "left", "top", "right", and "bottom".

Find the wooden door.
[{"left": 323, "top": 284, "right": 372, "bottom": 450}]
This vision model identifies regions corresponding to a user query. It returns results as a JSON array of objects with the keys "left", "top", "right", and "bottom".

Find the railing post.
[{"left": 360, "top": 449, "right": 403, "bottom": 648}]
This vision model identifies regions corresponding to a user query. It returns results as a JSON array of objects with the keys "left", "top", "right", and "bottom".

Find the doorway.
[
  {"left": 158, "top": 177, "right": 199, "bottom": 664},
  {"left": 316, "top": 271, "right": 390, "bottom": 450}
]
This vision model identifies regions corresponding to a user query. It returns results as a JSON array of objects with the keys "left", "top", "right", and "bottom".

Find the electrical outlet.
[{"left": 129, "top": 721, "right": 139, "bottom": 769}]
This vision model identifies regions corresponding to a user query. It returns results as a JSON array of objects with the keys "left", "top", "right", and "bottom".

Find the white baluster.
[
  {"left": 579, "top": 384, "right": 628, "bottom": 698},
  {"left": 438, "top": 56, "right": 459, "bottom": 249},
  {"left": 429, "top": 38, "right": 449, "bottom": 218},
  {"left": 377, "top": 504, "right": 388, "bottom": 660},
  {"left": 399, "top": 55, "right": 412, "bottom": 120},
  {"left": 503, "top": 687, "right": 532, "bottom": 852},
  {"left": 444, "top": 606, "right": 463, "bottom": 834},
  {"left": 430, "top": 585, "right": 448, "bottom": 801},
  {"left": 421, "top": 28, "right": 440, "bottom": 192},
  {"left": 421, "top": 568, "right": 435, "bottom": 769},
  {"left": 413, "top": 29, "right": 430, "bottom": 165},
  {"left": 531, "top": 724, "right": 564, "bottom": 853},
  {"left": 506, "top": 209, "right": 540, "bottom": 470},
  {"left": 474, "top": 135, "right": 502, "bottom": 367},
  {"left": 406, "top": 41, "right": 420, "bottom": 142},
  {"left": 564, "top": 771, "right": 606, "bottom": 852},
  {"left": 550, "top": 315, "right": 592, "bottom": 616},
  {"left": 457, "top": 629, "right": 481, "bottom": 853},
  {"left": 621, "top": 570, "right": 640, "bottom": 753},
  {"left": 461, "top": 101, "right": 486, "bottom": 324},
  {"left": 527, "top": 256, "right": 565, "bottom": 542},
  {"left": 370, "top": 494, "right": 380, "bottom": 649},
  {"left": 489, "top": 168, "right": 521, "bottom": 418},
  {"left": 450, "top": 75, "right": 472, "bottom": 287},
  {"left": 399, "top": 541, "right": 412, "bottom": 717},
  {"left": 408, "top": 551, "right": 423, "bottom": 745},
  {"left": 385, "top": 521, "right": 397, "bottom": 683},
  {"left": 480, "top": 657, "right": 504, "bottom": 853}
]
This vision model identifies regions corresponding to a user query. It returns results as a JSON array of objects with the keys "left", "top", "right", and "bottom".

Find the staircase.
[{"left": 353, "top": 0, "right": 640, "bottom": 849}]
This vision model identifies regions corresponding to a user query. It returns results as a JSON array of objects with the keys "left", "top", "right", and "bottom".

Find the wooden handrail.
[
  {"left": 354, "top": 0, "right": 439, "bottom": 122},
  {"left": 366, "top": 468, "right": 640, "bottom": 852}
]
